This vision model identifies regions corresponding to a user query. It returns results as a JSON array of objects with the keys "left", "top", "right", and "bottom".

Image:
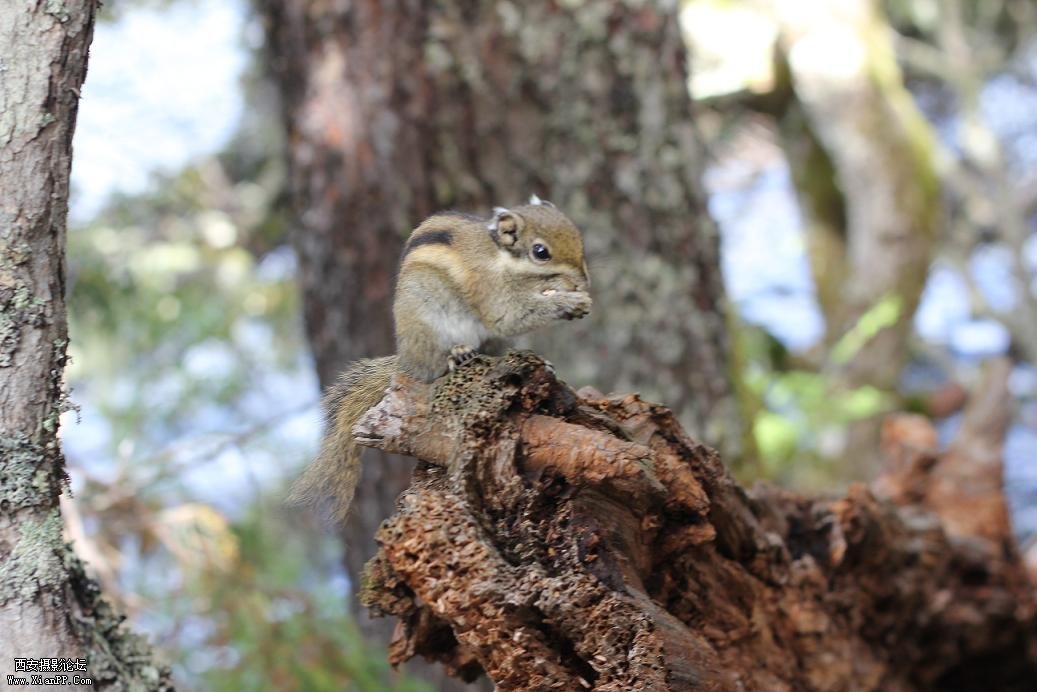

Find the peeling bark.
[
  {"left": 357, "top": 352, "right": 1036, "bottom": 690},
  {"left": 0, "top": 2, "right": 170, "bottom": 688}
]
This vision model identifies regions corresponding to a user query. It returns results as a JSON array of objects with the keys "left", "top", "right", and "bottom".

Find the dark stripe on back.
[
  {"left": 432, "top": 210, "right": 484, "bottom": 222},
  {"left": 402, "top": 230, "right": 453, "bottom": 259}
]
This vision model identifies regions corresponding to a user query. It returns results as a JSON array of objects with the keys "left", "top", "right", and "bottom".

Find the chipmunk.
[{"left": 290, "top": 196, "right": 592, "bottom": 521}]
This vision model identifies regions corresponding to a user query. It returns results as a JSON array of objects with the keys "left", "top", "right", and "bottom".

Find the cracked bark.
[
  {"left": 0, "top": 2, "right": 170, "bottom": 689},
  {"left": 356, "top": 352, "right": 1035, "bottom": 691}
]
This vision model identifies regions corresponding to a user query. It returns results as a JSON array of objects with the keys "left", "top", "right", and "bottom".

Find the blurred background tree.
[
  {"left": 255, "top": 7, "right": 744, "bottom": 681},
  {"left": 59, "top": 0, "right": 1037, "bottom": 688}
]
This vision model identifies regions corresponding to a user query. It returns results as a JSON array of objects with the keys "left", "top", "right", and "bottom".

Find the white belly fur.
[{"left": 422, "top": 300, "right": 490, "bottom": 351}]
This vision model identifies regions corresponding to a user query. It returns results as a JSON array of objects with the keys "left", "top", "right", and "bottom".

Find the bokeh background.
[{"left": 63, "top": 0, "right": 1037, "bottom": 688}]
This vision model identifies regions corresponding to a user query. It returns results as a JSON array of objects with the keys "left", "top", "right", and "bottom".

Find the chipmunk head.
[{"left": 487, "top": 196, "right": 590, "bottom": 292}]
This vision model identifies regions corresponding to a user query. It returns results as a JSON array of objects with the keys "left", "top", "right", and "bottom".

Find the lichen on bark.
[{"left": 0, "top": 2, "right": 171, "bottom": 687}]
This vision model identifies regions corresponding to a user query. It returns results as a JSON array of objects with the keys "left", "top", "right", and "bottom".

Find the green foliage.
[
  {"left": 64, "top": 151, "right": 427, "bottom": 689},
  {"left": 193, "top": 502, "right": 430, "bottom": 692},
  {"left": 97, "top": 0, "right": 202, "bottom": 23},
  {"left": 830, "top": 293, "right": 904, "bottom": 365},
  {"left": 67, "top": 158, "right": 299, "bottom": 460},
  {"left": 740, "top": 324, "right": 895, "bottom": 487}
]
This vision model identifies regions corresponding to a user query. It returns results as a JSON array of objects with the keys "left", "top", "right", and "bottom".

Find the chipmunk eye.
[{"left": 531, "top": 243, "right": 552, "bottom": 262}]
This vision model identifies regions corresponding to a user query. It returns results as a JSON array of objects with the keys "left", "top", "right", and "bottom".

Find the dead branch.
[{"left": 355, "top": 352, "right": 1037, "bottom": 691}]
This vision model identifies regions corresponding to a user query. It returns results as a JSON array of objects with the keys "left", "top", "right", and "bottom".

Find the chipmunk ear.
[
  {"left": 528, "top": 194, "right": 556, "bottom": 208},
  {"left": 488, "top": 207, "right": 523, "bottom": 248}
]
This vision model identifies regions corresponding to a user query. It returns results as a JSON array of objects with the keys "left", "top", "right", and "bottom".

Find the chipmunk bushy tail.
[{"left": 288, "top": 356, "right": 396, "bottom": 523}]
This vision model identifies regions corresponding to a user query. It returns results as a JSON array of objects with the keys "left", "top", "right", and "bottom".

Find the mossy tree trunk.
[
  {"left": 775, "top": 0, "right": 939, "bottom": 390},
  {"left": 767, "top": 0, "right": 941, "bottom": 475},
  {"left": 258, "top": 0, "right": 745, "bottom": 647},
  {"left": 0, "top": 2, "right": 170, "bottom": 688}
]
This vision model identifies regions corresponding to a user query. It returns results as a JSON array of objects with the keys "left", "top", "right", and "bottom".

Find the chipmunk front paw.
[
  {"left": 447, "top": 345, "right": 479, "bottom": 372},
  {"left": 554, "top": 290, "right": 592, "bottom": 320}
]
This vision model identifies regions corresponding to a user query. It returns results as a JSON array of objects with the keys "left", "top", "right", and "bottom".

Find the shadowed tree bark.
[
  {"left": 0, "top": 2, "right": 171, "bottom": 688},
  {"left": 356, "top": 352, "right": 1035, "bottom": 690},
  {"left": 257, "top": 0, "right": 747, "bottom": 664}
]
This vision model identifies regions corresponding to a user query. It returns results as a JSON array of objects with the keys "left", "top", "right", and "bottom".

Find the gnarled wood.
[{"left": 357, "top": 352, "right": 1036, "bottom": 690}]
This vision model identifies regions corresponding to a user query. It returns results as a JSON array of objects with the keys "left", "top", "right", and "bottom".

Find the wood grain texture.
[{"left": 357, "top": 352, "right": 1036, "bottom": 690}]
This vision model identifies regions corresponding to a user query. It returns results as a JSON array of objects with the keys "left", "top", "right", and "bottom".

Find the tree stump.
[{"left": 356, "top": 352, "right": 1036, "bottom": 690}]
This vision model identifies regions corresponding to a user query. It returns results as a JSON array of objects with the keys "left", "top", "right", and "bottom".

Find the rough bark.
[
  {"left": 0, "top": 2, "right": 170, "bottom": 689},
  {"left": 357, "top": 351, "right": 1036, "bottom": 690},
  {"left": 256, "top": 2, "right": 437, "bottom": 665},
  {"left": 257, "top": 0, "right": 746, "bottom": 667}
]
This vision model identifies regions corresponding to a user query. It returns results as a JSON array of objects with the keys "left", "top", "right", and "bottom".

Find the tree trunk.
[
  {"left": 764, "top": 0, "right": 941, "bottom": 477},
  {"left": 775, "top": 0, "right": 940, "bottom": 390},
  {"left": 258, "top": 0, "right": 745, "bottom": 661},
  {"left": 0, "top": 2, "right": 170, "bottom": 689},
  {"left": 357, "top": 351, "right": 1036, "bottom": 690}
]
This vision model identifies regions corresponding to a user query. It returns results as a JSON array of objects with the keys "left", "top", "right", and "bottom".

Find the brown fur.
[
  {"left": 287, "top": 356, "right": 395, "bottom": 523},
  {"left": 395, "top": 204, "right": 590, "bottom": 380},
  {"left": 292, "top": 202, "right": 590, "bottom": 521}
]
